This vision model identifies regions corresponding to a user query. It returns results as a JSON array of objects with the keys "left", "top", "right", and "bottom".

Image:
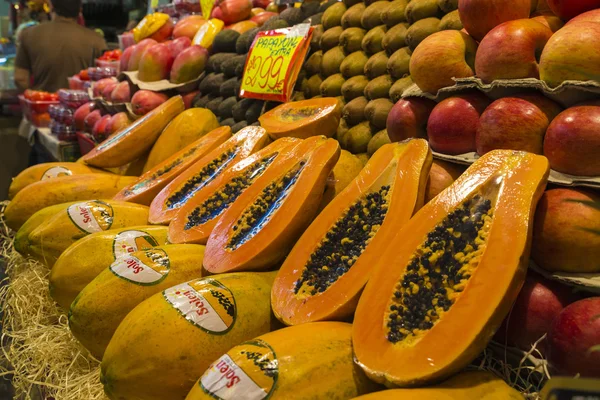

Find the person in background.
[{"left": 14, "top": 0, "right": 107, "bottom": 93}]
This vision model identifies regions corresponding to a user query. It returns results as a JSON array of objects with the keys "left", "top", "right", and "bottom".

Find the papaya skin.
[
  {"left": 84, "top": 96, "right": 185, "bottom": 168},
  {"left": 49, "top": 225, "right": 170, "bottom": 310},
  {"left": 353, "top": 150, "right": 549, "bottom": 387},
  {"left": 186, "top": 322, "right": 380, "bottom": 400},
  {"left": 101, "top": 272, "right": 277, "bottom": 400},
  {"left": 203, "top": 136, "right": 341, "bottom": 274},
  {"left": 113, "top": 127, "right": 231, "bottom": 206},
  {"left": 4, "top": 174, "right": 139, "bottom": 231},
  {"left": 168, "top": 138, "right": 301, "bottom": 245},
  {"left": 272, "top": 140, "right": 432, "bottom": 326},
  {"left": 8, "top": 162, "right": 106, "bottom": 200},
  {"left": 69, "top": 244, "right": 206, "bottom": 358}
]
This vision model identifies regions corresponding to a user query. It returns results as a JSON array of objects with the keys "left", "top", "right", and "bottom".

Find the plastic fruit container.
[
  {"left": 58, "top": 90, "right": 91, "bottom": 110},
  {"left": 50, "top": 121, "right": 77, "bottom": 142},
  {"left": 19, "top": 94, "right": 59, "bottom": 116},
  {"left": 96, "top": 59, "right": 121, "bottom": 72},
  {"left": 68, "top": 76, "right": 86, "bottom": 90},
  {"left": 48, "top": 104, "right": 75, "bottom": 125}
]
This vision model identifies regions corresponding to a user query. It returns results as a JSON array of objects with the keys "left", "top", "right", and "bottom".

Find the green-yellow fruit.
[
  {"left": 340, "top": 27, "right": 366, "bottom": 54},
  {"left": 69, "top": 244, "right": 206, "bottom": 358},
  {"left": 342, "top": 75, "right": 370, "bottom": 101},
  {"left": 368, "top": 129, "right": 392, "bottom": 155},
  {"left": 305, "top": 50, "right": 323, "bottom": 76},
  {"left": 364, "top": 51, "right": 389, "bottom": 79},
  {"left": 341, "top": 51, "right": 369, "bottom": 78},
  {"left": 364, "top": 74, "right": 393, "bottom": 100},
  {"left": 356, "top": 153, "right": 371, "bottom": 166},
  {"left": 389, "top": 75, "right": 415, "bottom": 102},
  {"left": 437, "top": 0, "right": 459, "bottom": 13},
  {"left": 341, "top": 121, "right": 373, "bottom": 153},
  {"left": 320, "top": 26, "right": 343, "bottom": 51},
  {"left": 365, "top": 98, "right": 394, "bottom": 130},
  {"left": 101, "top": 272, "right": 277, "bottom": 400},
  {"left": 387, "top": 47, "right": 412, "bottom": 79},
  {"left": 49, "top": 225, "right": 170, "bottom": 310},
  {"left": 320, "top": 73, "right": 346, "bottom": 97},
  {"left": 322, "top": 2, "right": 347, "bottom": 29},
  {"left": 440, "top": 10, "right": 463, "bottom": 31},
  {"left": 362, "top": 25, "right": 387, "bottom": 55},
  {"left": 361, "top": 1, "right": 390, "bottom": 30},
  {"left": 405, "top": 0, "right": 443, "bottom": 24},
  {"left": 341, "top": 3, "right": 365, "bottom": 29},
  {"left": 319, "top": 151, "right": 365, "bottom": 209},
  {"left": 382, "top": 22, "right": 409, "bottom": 55},
  {"left": 321, "top": 46, "right": 346, "bottom": 76},
  {"left": 382, "top": 0, "right": 408, "bottom": 27},
  {"left": 310, "top": 24, "right": 324, "bottom": 51},
  {"left": 304, "top": 74, "right": 323, "bottom": 98},
  {"left": 336, "top": 118, "right": 350, "bottom": 142},
  {"left": 405, "top": 17, "right": 441, "bottom": 51},
  {"left": 343, "top": 96, "right": 369, "bottom": 125}
]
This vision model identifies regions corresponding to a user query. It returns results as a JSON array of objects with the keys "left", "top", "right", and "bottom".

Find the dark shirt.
[{"left": 15, "top": 17, "right": 108, "bottom": 92}]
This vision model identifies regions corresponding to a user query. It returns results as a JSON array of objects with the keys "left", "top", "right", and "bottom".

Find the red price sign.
[{"left": 240, "top": 25, "right": 313, "bottom": 102}]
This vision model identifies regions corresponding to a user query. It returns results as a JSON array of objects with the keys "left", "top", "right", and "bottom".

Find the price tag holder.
[
  {"left": 240, "top": 24, "right": 314, "bottom": 103},
  {"left": 541, "top": 377, "right": 600, "bottom": 400}
]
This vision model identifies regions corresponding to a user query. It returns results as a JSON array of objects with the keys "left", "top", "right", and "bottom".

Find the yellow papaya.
[
  {"left": 14, "top": 202, "right": 79, "bottom": 259},
  {"left": 101, "top": 272, "right": 276, "bottom": 400},
  {"left": 83, "top": 96, "right": 185, "bottom": 168},
  {"left": 49, "top": 225, "right": 170, "bottom": 310},
  {"left": 8, "top": 162, "right": 106, "bottom": 200},
  {"left": 186, "top": 322, "right": 379, "bottom": 400},
  {"left": 4, "top": 174, "right": 139, "bottom": 231},
  {"left": 144, "top": 108, "right": 221, "bottom": 172},
  {"left": 28, "top": 200, "right": 150, "bottom": 268},
  {"left": 351, "top": 371, "right": 522, "bottom": 399},
  {"left": 69, "top": 244, "right": 206, "bottom": 358}
]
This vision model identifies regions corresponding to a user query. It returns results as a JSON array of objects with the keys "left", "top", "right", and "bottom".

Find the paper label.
[
  {"left": 163, "top": 279, "right": 236, "bottom": 334},
  {"left": 200, "top": 339, "right": 278, "bottom": 400},
  {"left": 41, "top": 166, "right": 72, "bottom": 180},
  {"left": 67, "top": 200, "right": 114, "bottom": 234},
  {"left": 110, "top": 248, "right": 170, "bottom": 285},
  {"left": 112, "top": 230, "right": 160, "bottom": 260}
]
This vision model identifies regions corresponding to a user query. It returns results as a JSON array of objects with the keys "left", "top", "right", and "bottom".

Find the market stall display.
[{"left": 2, "top": 0, "right": 600, "bottom": 399}]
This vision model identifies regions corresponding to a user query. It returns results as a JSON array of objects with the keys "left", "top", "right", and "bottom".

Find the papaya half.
[
  {"left": 14, "top": 202, "right": 79, "bottom": 259},
  {"left": 272, "top": 140, "right": 432, "bottom": 326},
  {"left": 113, "top": 127, "right": 232, "bottom": 206},
  {"left": 49, "top": 225, "right": 170, "bottom": 310},
  {"left": 352, "top": 150, "right": 550, "bottom": 387},
  {"left": 28, "top": 200, "right": 149, "bottom": 268},
  {"left": 8, "top": 162, "right": 105, "bottom": 200},
  {"left": 144, "top": 108, "right": 220, "bottom": 172},
  {"left": 259, "top": 98, "right": 343, "bottom": 140},
  {"left": 186, "top": 322, "right": 379, "bottom": 400},
  {"left": 83, "top": 96, "right": 185, "bottom": 168},
  {"left": 149, "top": 126, "right": 271, "bottom": 225},
  {"left": 101, "top": 272, "right": 276, "bottom": 400},
  {"left": 351, "top": 371, "right": 522, "bottom": 399},
  {"left": 203, "top": 136, "right": 341, "bottom": 274},
  {"left": 169, "top": 138, "right": 301, "bottom": 245},
  {"left": 69, "top": 244, "right": 206, "bottom": 358},
  {"left": 4, "top": 174, "right": 139, "bottom": 231}
]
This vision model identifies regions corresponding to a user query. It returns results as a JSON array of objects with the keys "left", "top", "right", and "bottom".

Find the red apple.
[
  {"left": 386, "top": 97, "right": 436, "bottom": 142},
  {"left": 548, "top": 297, "right": 600, "bottom": 378},
  {"left": 475, "top": 19, "right": 553, "bottom": 82},
  {"left": 531, "top": 13, "right": 565, "bottom": 32},
  {"left": 458, "top": 0, "right": 534, "bottom": 41},
  {"left": 409, "top": 30, "right": 478, "bottom": 94},
  {"left": 544, "top": 101, "right": 600, "bottom": 176},
  {"left": 426, "top": 92, "right": 490, "bottom": 155},
  {"left": 476, "top": 93, "right": 562, "bottom": 155},
  {"left": 495, "top": 272, "right": 579, "bottom": 354},
  {"left": 539, "top": 21, "right": 600, "bottom": 87},
  {"left": 547, "top": 0, "right": 600, "bottom": 20}
]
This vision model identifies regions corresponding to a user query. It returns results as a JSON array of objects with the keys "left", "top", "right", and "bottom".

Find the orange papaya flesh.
[
  {"left": 272, "top": 139, "right": 432, "bottom": 326},
  {"left": 148, "top": 126, "right": 271, "bottom": 225},
  {"left": 113, "top": 127, "right": 232, "bottom": 206},
  {"left": 83, "top": 96, "right": 185, "bottom": 168},
  {"left": 169, "top": 137, "right": 301, "bottom": 245},
  {"left": 352, "top": 150, "right": 550, "bottom": 387},
  {"left": 258, "top": 98, "right": 342, "bottom": 140},
  {"left": 203, "top": 136, "right": 341, "bottom": 274}
]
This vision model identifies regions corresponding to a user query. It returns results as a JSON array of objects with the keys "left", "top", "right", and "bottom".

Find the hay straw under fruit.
[{"left": 0, "top": 202, "right": 107, "bottom": 400}]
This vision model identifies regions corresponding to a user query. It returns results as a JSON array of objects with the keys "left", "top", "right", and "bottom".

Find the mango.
[
  {"left": 170, "top": 45, "right": 209, "bottom": 84},
  {"left": 127, "top": 38, "right": 157, "bottom": 71},
  {"left": 49, "top": 225, "right": 170, "bottom": 310},
  {"left": 173, "top": 15, "right": 206, "bottom": 40},
  {"left": 130, "top": 90, "right": 169, "bottom": 116},
  {"left": 101, "top": 272, "right": 277, "bottom": 400},
  {"left": 28, "top": 200, "right": 149, "bottom": 268},
  {"left": 138, "top": 43, "right": 175, "bottom": 82},
  {"left": 69, "top": 244, "right": 206, "bottom": 358}
]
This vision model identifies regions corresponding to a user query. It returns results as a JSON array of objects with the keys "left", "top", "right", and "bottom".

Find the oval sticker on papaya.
[
  {"left": 112, "top": 230, "right": 160, "bottom": 260},
  {"left": 67, "top": 200, "right": 114, "bottom": 234},
  {"left": 110, "top": 248, "right": 170, "bottom": 285},
  {"left": 200, "top": 339, "right": 278, "bottom": 400},
  {"left": 163, "top": 278, "right": 236, "bottom": 334},
  {"left": 41, "top": 166, "right": 72, "bottom": 180}
]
